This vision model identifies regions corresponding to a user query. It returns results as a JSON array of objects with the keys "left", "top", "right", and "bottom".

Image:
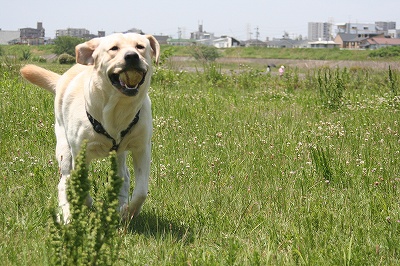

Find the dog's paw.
[
  {"left": 56, "top": 205, "right": 71, "bottom": 224},
  {"left": 85, "top": 195, "right": 93, "bottom": 207},
  {"left": 120, "top": 203, "right": 142, "bottom": 222},
  {"left": 120, "top": 204, "right": 132, "bottom": 221}
]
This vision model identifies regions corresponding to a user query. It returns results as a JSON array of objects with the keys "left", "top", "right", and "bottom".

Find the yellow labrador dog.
[{"left": 21, "top": 33, "right": 160, "bottom": 223}]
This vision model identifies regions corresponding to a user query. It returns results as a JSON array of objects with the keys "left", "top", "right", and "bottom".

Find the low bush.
[
  {"left": 191, "top": 45, "right": 221, "bottom": 62},
  {"left": 58, "top": 53, "right": 75, "bottom": 64},
  {"left": 369, "top": 46, "right": 400, "bottom": 58}
]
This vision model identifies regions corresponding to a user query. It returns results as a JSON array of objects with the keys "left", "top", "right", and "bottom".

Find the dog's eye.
[
  {"left": 136, "top": 44, "right": 145, "bottom": 50},
  {"left": 110, "top": 46, "right": 119, "bottom": 51}
]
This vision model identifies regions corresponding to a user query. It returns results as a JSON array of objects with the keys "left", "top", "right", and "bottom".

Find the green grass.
[
  {"left": 222, "top": 47, "right": 373, "bottom": 61},
  {"left": 159, "top": 45, "right": 376, "bottom": 61},
  {"left": 0, "top": 60, "right": 399, "bottom": 265}
]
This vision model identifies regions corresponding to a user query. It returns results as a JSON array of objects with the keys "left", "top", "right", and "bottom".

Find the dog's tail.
[{"left": 20, "top": 65, "right": 61, "bottom": 94}]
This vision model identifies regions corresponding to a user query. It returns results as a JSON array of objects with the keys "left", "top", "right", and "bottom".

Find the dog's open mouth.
[{"left": 110, "top": 70, "right": 146, "bottom": 96}]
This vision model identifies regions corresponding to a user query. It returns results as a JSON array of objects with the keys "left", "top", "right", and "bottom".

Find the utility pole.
[
  {"left": 178, "top": 27, "right": 182, "bottom": 39},
  {"left": 255, "top": 26, "right": 260, "bottom": 40}
]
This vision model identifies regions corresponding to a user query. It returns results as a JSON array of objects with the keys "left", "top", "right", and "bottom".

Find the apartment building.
[
  {"left": 56, "top": 28, "right": 90, "bottom": 38},
  {"left": 375, "top": 21, "right": 396, "bottom": 32},
  {"left": 337, "top": 23, "right": 377, "bottom": 35},
  {"left": 308, "top": 22, "right": 332, "bottom": 41}
]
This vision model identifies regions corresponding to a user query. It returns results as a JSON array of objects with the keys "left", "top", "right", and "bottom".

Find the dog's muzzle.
[{"left": 110, "top": 70, "right": 147, "bottom": 96}]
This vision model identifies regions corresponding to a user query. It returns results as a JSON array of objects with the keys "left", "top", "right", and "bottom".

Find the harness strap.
[{"left": 86, "top": 110, "right": 140, "bottom": 151}]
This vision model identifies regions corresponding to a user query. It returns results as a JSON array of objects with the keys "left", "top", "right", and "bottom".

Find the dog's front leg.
[{"left": 124, "top": 142, "right": 151, "bottom": 220}]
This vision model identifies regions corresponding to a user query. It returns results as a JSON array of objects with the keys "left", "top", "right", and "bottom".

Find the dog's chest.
[{"left": 85, "top": 139, "right": 129, "bottom": 159}]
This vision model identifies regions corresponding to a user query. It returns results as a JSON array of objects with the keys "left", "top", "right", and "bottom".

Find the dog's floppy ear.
[
  {"left": 75, "top": 38, "right": 101, "bottom": 65},
  {"left": 146, "top": 35, "right": 160, "bottom": 65}
]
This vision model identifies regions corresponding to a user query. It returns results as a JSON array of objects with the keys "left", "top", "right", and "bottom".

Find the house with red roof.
[{"left": 360, "top": 37, "right": 400, "bottom": 49}]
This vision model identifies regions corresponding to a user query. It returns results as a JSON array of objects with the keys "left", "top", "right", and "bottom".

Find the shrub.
[
  {"left": 58, "top": 53, "right": 76, "bottom": 64},
  {"left": 191, "top": 45, "right": 221, "bottom": 62},
  {"left": 369, "top": 46, "right": 400, "bottom": 58}
]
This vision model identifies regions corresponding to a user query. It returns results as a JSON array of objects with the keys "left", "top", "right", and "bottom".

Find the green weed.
[
  {"left": 49, "top": 143, "right": 122, "bottom": 265},
  {"left": 316, "top": 67, "right": 348, "bottom": 110},
  {"left": 388, "top": 65, "right": 400, "bottom": 109}
]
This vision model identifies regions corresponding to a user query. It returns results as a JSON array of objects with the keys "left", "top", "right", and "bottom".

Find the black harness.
[{"left": 86, "top": 110, "right": 140, "bottom": 151}]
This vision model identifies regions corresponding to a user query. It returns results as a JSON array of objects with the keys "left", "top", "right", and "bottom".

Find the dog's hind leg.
[
  {"left": 117, "top": 152, "right": 131, "bottom": 212},
  {"left": 56, "top": 141, "right": 73, "bottom": 223},
  {"left": 55, "top": 123, "right": 93, "bottom": 223}
]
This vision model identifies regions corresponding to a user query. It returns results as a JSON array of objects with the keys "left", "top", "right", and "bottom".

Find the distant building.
[
  {"left": 360, "top": 37, "right": 400, "bottom": 49},
  {"left": 213, "top": 36, "right": 240, "bottom": 48},
  {"left": 334, "top": 33, "right": 359, "bottom": 49},
  {"left": 167, "top": 38, "right": 195, "bottom": 46},
  {"left": 190, "top": 24, "right": 215, "bottom": 45},
  {"left": 56, "top": 28, "right": 90, "bottom": 38},
  {"left": 20, "top": 22, "right": 45, "bottom": 45},
  {"left": 309, "top": 40, "right": 340, "bottom": 49},
  {"left": 153, "top": 35, "right": 169, "bottom": 45},
  {"left": 0, "top": 29, "right": 20, "bottom": 45},
  {"left": 266, "top": 38, "right": 309, "bottom": 48},
  {"left": 125, "top": 28, "right": 144, "bottom": 34},
  {"left": 334, "top": 22, "right": 396, "bottom": 36},
  {"left": 308, "top": 22, "right": 332, "bottom": 41},
  {"left": 375, "top": 21, "right": 396, "bottom": 33},
  {"left": 334, "top": 33, "right": 384, "bottom": 49},
  {"left": 336, "top": 23, "right": 377, "bottom": 35},
  {"left": 244, "top": 39, "right": 267, "bottom": 47},
  {"left": 388, "top": 29, "right": 400, "bottom": 39},
  {"left": 168, "top": 23, "right": 240, "bottom": 48}
]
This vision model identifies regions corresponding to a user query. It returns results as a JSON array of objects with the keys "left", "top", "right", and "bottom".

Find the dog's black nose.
[{"left": 124, "top": 52, "right": 139, "bottom": 64}]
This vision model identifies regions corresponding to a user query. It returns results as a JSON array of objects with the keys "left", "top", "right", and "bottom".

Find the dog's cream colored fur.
[{"left": 21, "top": 33, "right": 160, "bottom": 223}]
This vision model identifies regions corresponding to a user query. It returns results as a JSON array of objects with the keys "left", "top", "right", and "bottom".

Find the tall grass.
[{"left": 0, "top": 60, "right": 399, "bottom": 265}]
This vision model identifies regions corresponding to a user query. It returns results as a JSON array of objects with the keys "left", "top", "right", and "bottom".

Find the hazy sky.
[{"left": 1, "top": 0, "right": 399, "bottom": 40}]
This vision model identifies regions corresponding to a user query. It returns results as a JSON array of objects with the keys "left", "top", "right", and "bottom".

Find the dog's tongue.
[{"left": 120, "top": 71, "right": 143, "bottom": 88}]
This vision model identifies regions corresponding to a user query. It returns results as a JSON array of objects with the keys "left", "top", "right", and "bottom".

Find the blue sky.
[{"left": 1, "top": 0, "right": 399, "bottom": 40}]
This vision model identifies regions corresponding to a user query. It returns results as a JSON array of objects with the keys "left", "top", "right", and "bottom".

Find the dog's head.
[{"left": 75, "top": 33, "right": 160, "bottom": 96}]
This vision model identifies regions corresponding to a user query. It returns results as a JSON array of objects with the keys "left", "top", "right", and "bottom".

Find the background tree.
[{"left": 53, "top": 36, "right": 84, "bottom": 56}]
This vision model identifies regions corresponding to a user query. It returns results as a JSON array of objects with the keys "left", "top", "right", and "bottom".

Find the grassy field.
[
  {"left": 3, "top": 43, "right": 400, "bottom": 62},
  {"left": 0, "top": 57, "right": 399, "bottom": 265}
]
